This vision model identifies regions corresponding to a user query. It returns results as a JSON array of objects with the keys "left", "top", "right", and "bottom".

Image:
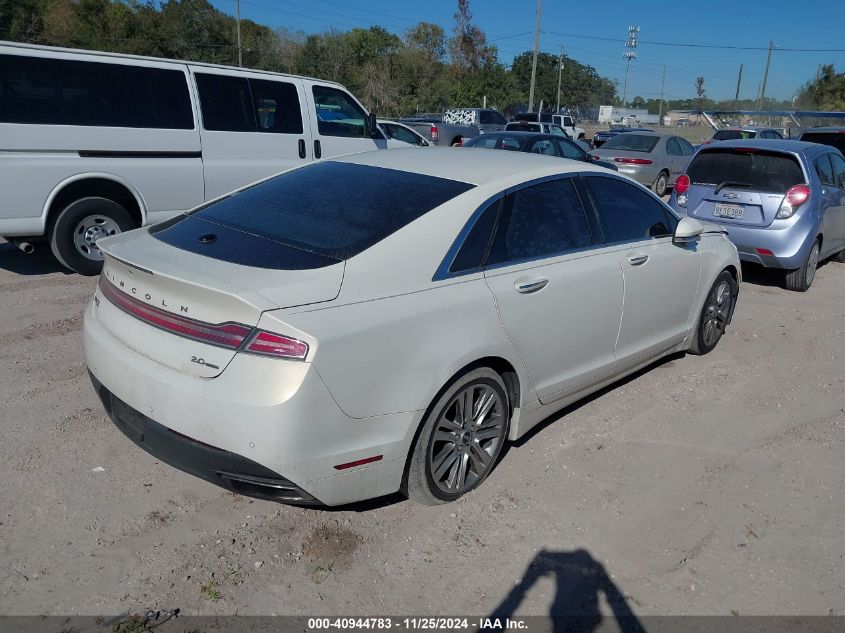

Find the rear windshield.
[
  {"left": 800, "top": 131, "right": 845, "bottom": 153},
  {"left": 601, "top": 134, "right": 659, "bottom": 152},
  {"left": 507, "top": 123, "right": 540, "bottom": 132},
  {"left": 687, "top": 148, "right": 804, "bottom": 192},
  {"left": 159, "top": 162, "right": 473, "bottom": 262},
  {"left": 713, "top": 130, "right": 756, "bottom": 141}
]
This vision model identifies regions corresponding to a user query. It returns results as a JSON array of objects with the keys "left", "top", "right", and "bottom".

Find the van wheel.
[
  {"left": 689, "top": 271, "right": 735, "bottom": 355},
  {"left": 49, "top": 197, "right": 134, "bottom": 275},
  {"left": 406, "top": 368, "right": 510, "bottom": 505},
  {"left": 784, "top": 240, "right": 820, "bottom": 292},
  {"left": 652, "top": 170, "right": 669, "bottom": 197}
]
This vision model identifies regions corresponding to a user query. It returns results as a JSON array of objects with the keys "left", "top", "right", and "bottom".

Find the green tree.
[{"left": 796, "top": 64, "right": 845, "bottom": 110}]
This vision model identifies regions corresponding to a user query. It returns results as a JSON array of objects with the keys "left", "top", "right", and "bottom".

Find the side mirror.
[
  {"left": 366, "top": 112, "right": 379, "bottom": 137},
  {"left": 674, "top": 216, "right": 704, "bottom": 242}
]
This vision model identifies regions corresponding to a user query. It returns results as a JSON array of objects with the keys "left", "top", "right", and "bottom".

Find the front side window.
[
  {"left": 586, "top": 176, "right": 675, "bottom": 243},
  {"left": 0, "top": 54, "right": 193, "bottom": 129},
  {"left": 556, "top": 139, "right": 585, "bottom": 160},
  {"left": 383, "top": 123, "right": 422, "bottom": 145},
  {"left": 487, "top": 178, "right": 593, "bottom": 266},
  {"left": 530, "top": 139, "right": 558, "bottom": 156},
  {"left": 312, "top": 85, "right": 367, "bottom": 138},
  {"left": 195, "top": 73, "right": 254, "bottom": 132}
]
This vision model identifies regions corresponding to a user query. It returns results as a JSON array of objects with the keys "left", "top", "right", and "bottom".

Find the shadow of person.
[{"left": 486, "top": 549, "right": 646, "bottom": 633}]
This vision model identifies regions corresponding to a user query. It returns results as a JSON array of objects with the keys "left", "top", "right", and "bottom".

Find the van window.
[
  {"left": 250, "top": 78, "right": 303, "bottom": 134},
  {"left": 313, "top": 86, "right": 368, "bottom": 138},
  {"left": 0, "top": 54, "right": 193, "bottom": 129},
  {"left": 195, "top": 73, "right": 254, "bottom": 131}
]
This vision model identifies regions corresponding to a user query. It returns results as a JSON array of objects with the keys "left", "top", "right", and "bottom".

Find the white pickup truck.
[{"left": 511, "top": 112, "right": 585, "bottom": 140}]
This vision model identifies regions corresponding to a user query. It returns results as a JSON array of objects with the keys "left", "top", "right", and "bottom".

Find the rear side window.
[
  {"left": 815, "top": 155, "right": 835, "bottom": 187},
  {"left": 556, "top": 139, "right": 585, "bottom": 159},
  {"left": 487, "top": 178, "right": 592, "bottom": 265},
  {"left": 250, "top": 78, "right": 303, "bottom": 134},
  {"left": 801, "top": 132, "right": 845, "bottom": 153},
  {"left": 449, "top": 199, "right": 500, "bottom": 273},
  {"left": 586, "top": 176, "right": 675, "bottom": 243},
  {"left": 507, "top": 123, "right": 540, "bottom": 133},
  {"left": 688, "top": 149, "right": 804, "bottom": 193},
  {"left": 678, "top": 137, "right": 696, "bottom": 155},
  {"left": 601, "top": 134, "right": 659, "bottom": 152},
  {"left": 713, "top": 130, "right": 752, "bottom": 141},
  {"left": 666, "top": 137, "right": 683, "bottom": 156},
  {"left": 163, "top": 162, "right": 474, "bottom": 262},
  {"left": 313, "top": 85, "right": 368, "bottom": 138},
  {"left": 829, "top": 153, "right": 845, "bottom": 190},
  {"left": 0, "top": 54, "right": 193, "bottom": 129}
]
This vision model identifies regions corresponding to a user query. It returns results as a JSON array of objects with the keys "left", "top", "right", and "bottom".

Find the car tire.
[
  {"left": 406, "top": 368, "right": 510, "bottom": 505},
  {"left": 653, "top": 170, "right": 669, "bottom": 197},
  {"left": 49, "top": 197, "right": 135, "bottom": 276},
  {"left": 784, "top": 240, "right": 820, "bottom": 292},
  {"left": 688, "top": 271, "right": 736, "bottom": 355},
  {"left": 450, "top": 138, "right": 463, "bottom": 147}
]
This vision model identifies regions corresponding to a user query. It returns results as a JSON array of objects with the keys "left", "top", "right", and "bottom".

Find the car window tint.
[
  {"left": 678, "top": 137, "right": 696, "bottom": 155},
  {"left": 195, "top": 73, "right": 254, "bottom": 131},
  {"left": 470, "top": 136, "right": 499, "bottom": 149},
  {"left": 601, "top": 134, "right": 659, "bottom": 152},
  {"left": 487, "top": 178, "right": 592, "bottom": 265},
  {"left": 500, "top": 137, "right": 521, "bottom": 151},
  {"left": 531, "top": 139, "right": 559, "bottom": 156},
  {"left": 384, "top": 123, "right": 419, "bottom": 145},
  {"left": 800, "top": 132, "right": 845, "bottom": 153},
  {"left": 507, "top": 123, "right": 540, "bottom": 133},
  {"left": 666, "top": 137, "right": 683, "bottom": 156},
  {"left": 829, "top": 153, "right": 845, "bottom": 190},
  {"left": 479, "top": 111, "right": 492, "bottom": 124},
  {"left": 450, "top": 199, "right": 500, "bottom": 273},
  {"left": 688, "top": 148, "right": 803, "bottom": 192},
  {"left": 0, "top": 54, "right": 193, "bottom": 129},
  {"left": 587, "top": 176, "right": 673, "bottom": 242},
  {"left": 250, "top": 78, "right": 303, "bottom": 134},
  {"left": 312, "top": 85, "right": 367, "bottom": 138},
  {"left": 492, "top": 111, "right": 507, "bottom": 125},
  {"left": 815, "top": 155, "right": 835, "bottom": 187},
  {"left": 557, "top": 139, "right": 585, "bottom": 159}
]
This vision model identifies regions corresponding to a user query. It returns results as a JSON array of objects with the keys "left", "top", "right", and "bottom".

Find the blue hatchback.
[{"left": 669, "top": 140, "right": 845, "bottom": 291}]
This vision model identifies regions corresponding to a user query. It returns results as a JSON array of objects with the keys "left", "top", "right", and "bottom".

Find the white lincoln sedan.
[{"left": 84, "top": 149, "right": 740, "bottom": 506}]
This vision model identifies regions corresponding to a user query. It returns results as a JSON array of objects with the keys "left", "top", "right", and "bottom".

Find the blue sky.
[{"left": 212, "top": 0, "right": 845, "bottom": 103}]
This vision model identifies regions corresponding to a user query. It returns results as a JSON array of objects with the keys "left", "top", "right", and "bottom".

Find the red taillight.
[
  {"left": 244, "top": 330, "right": 308, "bottom": 360},
  {"left": 430, "top": 125, "right": 439, "bottom": 142},
  {"left": 613, "top": 157, "right": 653, "bottom": 165},
  {"left": 98, "top": 278, "right": 308, "bottom": 360},
  {"left": 675, "top": 174, "right": 690, "bottom": 195},
  {"left": 785, "top": 184, "right": 810, "bottom": 207},
  {"left": 755, "top": 248, "right": 774, "bottom": 256},
  {"left": 99, "top": 277, "right": 250, "bottom": 349}
]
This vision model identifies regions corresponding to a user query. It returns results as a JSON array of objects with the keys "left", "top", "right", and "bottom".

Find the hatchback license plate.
[{"left": 714, "top": 204, "right": 744, "bottom": 219}]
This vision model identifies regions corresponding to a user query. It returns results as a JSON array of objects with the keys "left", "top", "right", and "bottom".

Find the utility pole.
[
  {"left": 556, "top": 47, "right": 564, "bottom": 113},
  {"left": 622, "top": 25, "right": 639, "bottom": 107},
  {"left": 235, "top": 0, "right": 243, "bottom": 67},
  {"left": 757, "top": 41, "right": 774, "bottom": 111},
  {"left": 734, "top": 64, "right": 743, "bottom": 111},
  {"left": 657, "top": 65, "right": 666, "bottom": 127},
  {"left": 528, "top": 0, "right": 542, "bottom": 112}
]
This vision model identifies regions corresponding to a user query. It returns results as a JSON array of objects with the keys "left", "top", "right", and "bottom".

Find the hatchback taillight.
[
  {"left": 675, "top": 174, "right": 690, "bottom": 195},
  {"left": 777, "top": 183, "right": 811, "bottom": 219},
  {"left": 98, "top": 278, "right": 308, "bottom": 360}
]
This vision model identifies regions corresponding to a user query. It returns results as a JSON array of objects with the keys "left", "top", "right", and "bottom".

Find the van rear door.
[
  {"left": 190, "top": 67, "right": 313, "bottom": 200},
  {"left": 305, "top": 81, "right": 387, "bottom": 160}
]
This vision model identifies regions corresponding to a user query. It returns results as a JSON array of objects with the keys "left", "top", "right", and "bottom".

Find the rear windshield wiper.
[{"left": 714, "top": 181, "right": 756, "bottom": 194}]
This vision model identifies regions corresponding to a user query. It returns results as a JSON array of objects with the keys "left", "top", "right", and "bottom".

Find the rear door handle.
[
  {"left": 298, "top": 139, "right": 306, "bottom": 159},
  {"left": 626, "top": 253, "right": 649, "bottom": 266},
  {"left": 515, "top": 278, "right": 549, "bottom": 294},
  {"left": 314, "top": 139, "right": 322, "bottom": 159}
]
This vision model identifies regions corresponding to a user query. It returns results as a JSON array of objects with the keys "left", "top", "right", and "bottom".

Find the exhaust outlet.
[{"left": 12, "top": 239, "right": 34, "bottom": 254}]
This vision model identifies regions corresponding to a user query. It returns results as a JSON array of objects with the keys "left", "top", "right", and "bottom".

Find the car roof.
[
  {"left": 800, "top": 127, "right": 845, "bottom": 133},
  {"left": 331, "top": 147, "right": 606, "bottom": 186},
  {"left": 698, "top": 139, "right": 821, "bottom": 154}
]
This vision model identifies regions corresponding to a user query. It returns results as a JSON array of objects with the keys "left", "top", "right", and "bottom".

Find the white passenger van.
[{"left": 0, "top": 41, "right": 392, "bottom": 274}]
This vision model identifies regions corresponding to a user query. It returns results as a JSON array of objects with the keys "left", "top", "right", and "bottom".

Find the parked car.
[
  {"left": 706, "top": 127, "right": 784, "bottom": 143},
  {"left": 399, "top": 113, "right": 479, "bottom": 147},
  {"left": 378, "top": 120, "right": 430, "bottom": 147},
  {"left": 463, "top": 131, "right": 617, "bottom": 171},
  {"left": 592, "top": 127, "right": 655, "bottom": 148},
  {"left": 0, "top": 40, "right": 394, "bottom": 275},
  {"left": 798, "top": 127, "right": 845, "bottom": 153},
  {"left": 85, "top": 149, "right": 739, "bottom": 507},
  {"left": 669, "top": 140, "right": 845, "bottom": 291},
  {"left": 510, "top": 112, "right": 586, "bottom": 139},
  {"left": 589, "top": 133, "right": 696, "bottom": 196},
  {"left": 505, "top": 121, "right": 571, "bottom": 137}
]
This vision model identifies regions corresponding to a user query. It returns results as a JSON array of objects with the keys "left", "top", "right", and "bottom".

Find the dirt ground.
[{"left": 0, "top": 238, "right": 843, "bottom": 618}]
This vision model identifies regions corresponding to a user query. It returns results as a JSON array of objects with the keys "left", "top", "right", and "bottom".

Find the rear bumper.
[
  {"left": 712, "top": 215, "right": 818, "bottom": 269},
  {"left": 90, "top": 372, "right": 319, "bottom": 504},
  {"left": 83, "top": 298, "right": 417, "bottom": 506}
]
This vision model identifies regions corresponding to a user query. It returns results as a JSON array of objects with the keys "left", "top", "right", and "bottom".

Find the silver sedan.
[{"left": 589, "top": 132, "right": 697, "bottom": 196}]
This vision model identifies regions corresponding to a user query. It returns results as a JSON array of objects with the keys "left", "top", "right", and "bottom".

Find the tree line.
[{"left": 0, "top": 0, "right": 616, "bottom": 117}]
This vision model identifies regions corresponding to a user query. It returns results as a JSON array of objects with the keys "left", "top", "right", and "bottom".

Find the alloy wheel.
[
  {"left": 428, "top": 384, "right": 506, "bottom": 495},
  {"left": 702, "top": 279, "right": 732, "bottom": 348}
]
